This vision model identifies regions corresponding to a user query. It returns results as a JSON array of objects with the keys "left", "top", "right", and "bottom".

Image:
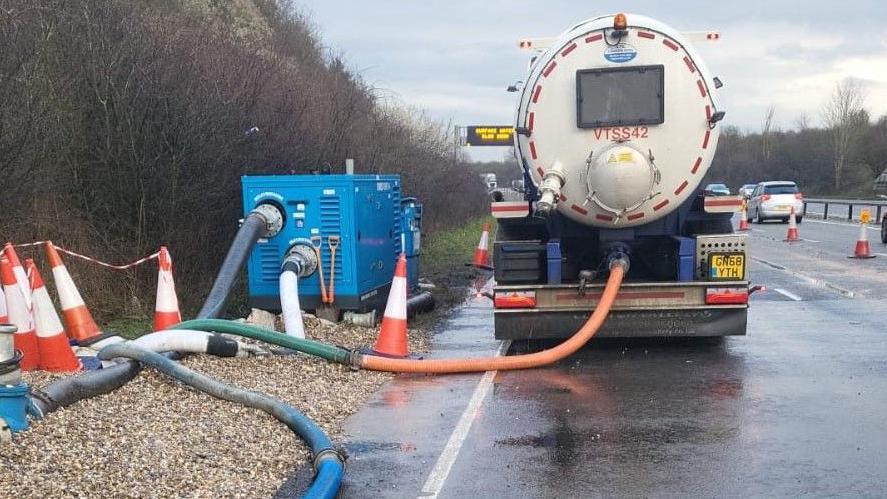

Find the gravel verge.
[{"left": 0, "top": 315, "right": 429, "bottom": 498}]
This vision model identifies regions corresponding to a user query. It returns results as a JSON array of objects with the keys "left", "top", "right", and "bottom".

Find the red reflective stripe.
[
  {"left": 705, "top": 105, "right": 712, "bottom": 120},
  {"left": 491, "top": 204, "right": 530, "bottom": 212},
  {"left": 674, "top": 180, "right": 689, "bottom": 195},
  {"left": 585, "top": 34, "right": 603, "bottom": 43},
  {"left": 627, "top": 212, "right": 645, "bottom": 221},
  {"left": 560, "top": 43, "right": 578, "bottom": 57},
  {"left": 559, "top": 194, "right": 567, "bottom": 202},
  {"left": 653, "top": 199, "right": 670, "bottom": 211},
  {"left": 571, "top": 204, "right": 588, "bottom": 215},
  {"left": 697, "top": 79, "right": 707, "bottom": 98},
  {"left": 638, "top": 31, "right": 655, "bottom": 39},
  {"left": 529, "top": 141, "right": 537, "bottom": 159},
  {"left": 595, "top": 214, "right": 614, "bottom": 222},
  {"left": 532, "top": 85, "right": 542, "bottom": 103},
  {"left": 543, "top": 61, "right": 557, "bottom": 77},
  {"left": 537, "top": 166, "right": 545, "bottom": 176},
  {"left": 692, "top": 157, "right": 702, "bottom": 174},
  {"left": 702, "top": 130, "right": 711, "bottom": 149},
  {"left": 528, "top": 112, "right": 535, "bottom": 131},
  {"left": 684, "top": 56, "right": 696, "bottom": 73},
  {"left": 663, "top": 39, "right": 679, "bottom": 51}
]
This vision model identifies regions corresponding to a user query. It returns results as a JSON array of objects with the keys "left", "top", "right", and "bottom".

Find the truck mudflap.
[{"left": 493, "top": 281, "right": 748, "bottom": 339}]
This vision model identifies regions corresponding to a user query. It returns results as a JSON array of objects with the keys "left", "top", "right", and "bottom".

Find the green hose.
[{"left": 174, "top": 319, "right": 354, "bottom": 365}]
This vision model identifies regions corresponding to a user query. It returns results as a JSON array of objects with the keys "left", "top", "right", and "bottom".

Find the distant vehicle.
[
  {"left": 738, "top": 183, "right": 757, "bottom": 198},
  {"left": 480, "top": 173, "right": 497, "bottom": 190},
  {"left": 747, "top": 181, "right": 804, "bottom": 223},
  {"left": 704, "top": 183, "right": 730, "bottom": 196}
]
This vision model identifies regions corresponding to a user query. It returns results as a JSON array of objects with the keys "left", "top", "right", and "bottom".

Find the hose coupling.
[
  {"left": 252, "top": 203, "right": 285, "bottom": 238},
  {"left": 535, "top": 161, "right": 566, "bottom": 217},
  {"left": 282, "top": 239, "right": 317, "bottom": 278},
  {"left": 312, "top": 447, "right": 348, "bottom": 474}
]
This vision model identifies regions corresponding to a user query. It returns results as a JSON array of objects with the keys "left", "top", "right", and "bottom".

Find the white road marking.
[
  {"left": 874, "top": 253, "right": 887, "bottom": 258},
  {"left": 804, "top": 218, "right": 880, "bottom": 231},
  {"left": 801, "top": 238, "right": 821, "bottom": 243},
  {"left": 773, "top": 288, "right": 803, "bottom": 301},
  {"left": 419, "top": 340, "right": 512, "bottom": 498},
  {"left": 751, "top": 256, "right": 857, "bottom": 298}
]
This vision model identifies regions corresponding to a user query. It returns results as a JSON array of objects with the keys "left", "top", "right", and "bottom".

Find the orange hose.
[{"left": 359, "top": 263, "right": 626, "bottom": 374}]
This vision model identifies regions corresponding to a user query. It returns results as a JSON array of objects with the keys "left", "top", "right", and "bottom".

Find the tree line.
[
  {"left": 0, "top": 0, "right": 486, "bottom": 318},
  {"left": 708, "top": 80, "right": 887, "bottom": 196}
]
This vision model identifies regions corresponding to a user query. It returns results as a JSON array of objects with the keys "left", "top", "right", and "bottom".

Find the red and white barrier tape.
[{"left": 13, "top": 241, "right": 161, "bottom": 270}]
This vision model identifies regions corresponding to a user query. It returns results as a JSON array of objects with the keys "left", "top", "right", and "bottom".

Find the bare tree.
[
  {"left": 822, "top": 79, "right": 868, "bottom": 190},
  {"left": 761, "top": 105, "right": 776, "bottom": 159}
]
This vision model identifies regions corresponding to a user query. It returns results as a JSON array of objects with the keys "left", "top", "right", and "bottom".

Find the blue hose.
[{"left": 97, "top": 343, "right": 344, "bottom": 499}]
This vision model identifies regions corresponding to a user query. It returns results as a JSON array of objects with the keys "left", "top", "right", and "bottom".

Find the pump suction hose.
[
  {"left": 33, "top": 205, "right": 284, "bottom": 417},
  {"left": 176, "top": 259, "right": 627, "bottom": 374},
  {"left": 198, "top": 207, "right": 277, "bottom": 319},
  {"left": 96, "top": 343, "right": 344, "bottom": 499}
]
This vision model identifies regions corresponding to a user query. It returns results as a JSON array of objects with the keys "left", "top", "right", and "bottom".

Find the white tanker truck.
[{"left": 491, "top": 13, "right": 750, "bottom": 339}]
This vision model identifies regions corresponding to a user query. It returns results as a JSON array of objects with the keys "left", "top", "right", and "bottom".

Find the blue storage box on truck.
[{"left": 243, "top": 174, "right": 403, "bottom": 314}]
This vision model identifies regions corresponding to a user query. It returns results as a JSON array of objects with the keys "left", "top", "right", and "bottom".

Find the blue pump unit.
[
  {"left": 400, "top": 198, "right": 422, "bottom": 292},
  {"left": 243, "top": 174, "right": 408, "bottom": 314}
]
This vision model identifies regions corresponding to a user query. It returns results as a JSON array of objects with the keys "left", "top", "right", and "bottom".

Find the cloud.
[{"left": 296, "top": 0, "right": 887, "bottom": 158}]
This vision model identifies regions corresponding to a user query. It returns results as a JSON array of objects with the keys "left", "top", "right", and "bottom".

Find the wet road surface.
[{"left": 336, "top": 215, "right": 887, "bottom": 497}]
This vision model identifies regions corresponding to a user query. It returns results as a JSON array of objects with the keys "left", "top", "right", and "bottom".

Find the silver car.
[{"left": 748, "top": 181, "right": 804, "bottom": 223}]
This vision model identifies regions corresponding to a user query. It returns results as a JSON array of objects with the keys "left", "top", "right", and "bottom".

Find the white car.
[{"left": 748, "top": 181, "right": 804, "bottom": 223}]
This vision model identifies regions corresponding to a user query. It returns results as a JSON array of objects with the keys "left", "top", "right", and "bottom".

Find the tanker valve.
[{"left": 535, "top": 161, "right": 566, "bottom": 217}]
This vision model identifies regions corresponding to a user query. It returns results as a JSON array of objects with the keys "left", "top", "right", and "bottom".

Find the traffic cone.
[
  {"left": 784, "top": 208, "right": 800, "bottom": 242},
  {"left": 0, "top": 256, "right": 38, "bottom": 370},
  {"left": 26, "top": 259, "right": 81, "bottom": 372},
  {"left": 849, "top": 222, "right": 876, "bottom": 259},
  {"left": 0, "top": 285, "right": 7, "bottom": 324},
  {"left": 471, "top": 223, "right": 492, "bottom": 269},
  {"left": 43, "top": 241, "right": 105, "bottom": 344},
  {"left": 371, "top": 253, "right": 409, "bottom": 357},
  {"left": 4, "top": 243, "right": 32, "bottom": 310},
  {"left": 738, "top": 203, "right": 749, "bottom": 231},
  {"left": 154, "top": 246, "right": 182, "bottom": 330}
]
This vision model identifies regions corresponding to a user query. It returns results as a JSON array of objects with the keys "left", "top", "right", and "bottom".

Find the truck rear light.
[
  {"left": 494, "top": 291, "right": 537, "bottom": 309},
  {"left": 761, "top": 194, "right": 771, "bottom": 201},
  {"left": 706, "top": 287, "right": 748, "bottom": 305},
  {"left": 795, "top": 192, "right": 804, "bottom": 199}
]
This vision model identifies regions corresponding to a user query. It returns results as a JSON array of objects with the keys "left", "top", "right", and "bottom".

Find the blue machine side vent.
[
  {"left": 258, "top": 243, "right": 280, "bottom": 282},
  {"left": 320, "top": 194, "right": 344, "bottom": 282},
  {"left": 391, "top": 183, "right": 402, "bottom": 258}
]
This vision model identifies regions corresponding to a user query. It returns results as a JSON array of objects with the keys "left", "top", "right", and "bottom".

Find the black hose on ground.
[
  {"left": 197, "top": 211, "right": 269, "bottom": 319},
  {"left": 33, "top": 209, "right": 273, "bottom": 416},
  {"left": 97, "top": 343, "right": 345, "bottom": 499}
]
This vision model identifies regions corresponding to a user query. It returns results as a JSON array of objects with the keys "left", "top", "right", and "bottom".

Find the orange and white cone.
[
  {"left": 849, "top": 222, "right": 876, "bottom": 259},
  {"left": 154, "top": 246, "right": 182, "bottom": 331},
  {"left": 471, "top": 223, "right": 492, "bottom": 269},
  {"left": 1, "top": 256, "right": 39, "bottom": 370},
  {"left": 738, "top": 202, "right": 749, "bottom": 231},
  {"left": 372, "top": 253, "right": 409, "bottom": 357},
  {"left": 44, "top": 241, "right": 105, "bottom": 345},
  {"left": 784, "top": 208, "right": 800, "bottom": 242},
  {"left": 0, "top": 284, "right": 7, "bottom": 324},
  {"left": 4, "top": 243, "right": 33, "bottom": 311},
  {"left": 26, "top": 259, "right": 81, "bottom": 372}
]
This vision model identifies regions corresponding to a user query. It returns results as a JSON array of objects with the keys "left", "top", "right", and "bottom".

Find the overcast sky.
[{"left": 295, "top": 1, "right": 887, "bottom": 161}]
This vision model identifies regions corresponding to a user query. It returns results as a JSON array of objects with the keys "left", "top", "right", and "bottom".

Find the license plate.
[
  {"left": 777, "top": 205, "right": 791, "bottom": 210},
  {"left": 709, "top": 252, "right": 745, "bottom": 280}
]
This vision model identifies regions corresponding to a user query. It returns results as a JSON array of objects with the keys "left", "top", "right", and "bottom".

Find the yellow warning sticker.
[{"left": 617, "top": 152, "right": 634, "bottom": 163}]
